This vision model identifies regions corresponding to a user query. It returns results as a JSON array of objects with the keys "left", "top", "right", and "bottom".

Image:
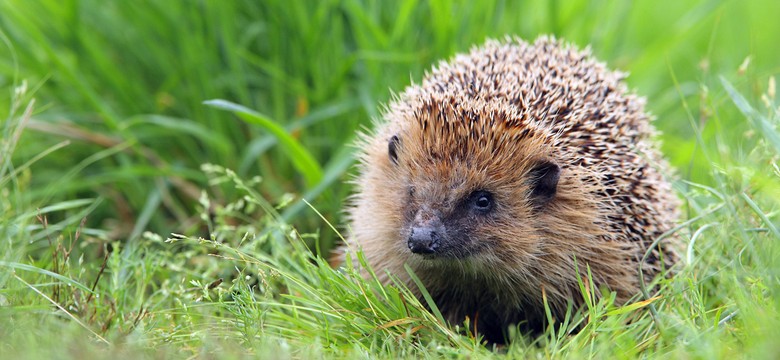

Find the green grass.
[{"left": 1, "top": 0, "right": 779, "bottom": 358}]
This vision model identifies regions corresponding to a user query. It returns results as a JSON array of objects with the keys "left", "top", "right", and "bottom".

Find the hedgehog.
[{"left": 335, "top": 36, "right": 680, "bottom": 342}]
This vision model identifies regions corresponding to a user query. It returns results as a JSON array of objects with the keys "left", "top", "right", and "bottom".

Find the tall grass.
[
  {"left": 1, "top": 0, "right": 778, "bottom": 245},
  {"left": 1, "top": 0, "right": 779, "bottom": 358}
]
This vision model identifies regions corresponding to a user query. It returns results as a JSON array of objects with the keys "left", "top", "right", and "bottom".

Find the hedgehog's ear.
[
  {"left": 529, "top": 161, "right": 560, "bottom": 207},
  {"left": 388, "top": 135, "right": 400, "bottom": 165}
]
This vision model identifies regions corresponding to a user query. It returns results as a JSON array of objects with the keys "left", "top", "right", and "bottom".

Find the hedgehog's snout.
[
  {"left": 407, "top": 206, "right": 445, "bottom": 255},
  {"left": 408, "top": 225, "right": 442, "bottom": 254}
]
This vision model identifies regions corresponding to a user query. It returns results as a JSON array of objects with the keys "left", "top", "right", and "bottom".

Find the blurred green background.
[{"left": 1, "top": 0, "right": 778, "bottom": 253}]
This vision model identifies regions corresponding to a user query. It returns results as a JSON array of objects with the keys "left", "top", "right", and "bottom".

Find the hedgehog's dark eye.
[
  {"left": 470, "top": 190, "right": 494, "bottom": 214},
  {"left": 388, "top": 135, "right": 400, "bottom": 165},
  {"left": 529, "top": 161, "right": 560, "bottom": 207}
]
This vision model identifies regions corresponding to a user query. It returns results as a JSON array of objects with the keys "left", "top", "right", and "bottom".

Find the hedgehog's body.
[{"left": 339, "top": 37, "right": 679, "bottom": 341}]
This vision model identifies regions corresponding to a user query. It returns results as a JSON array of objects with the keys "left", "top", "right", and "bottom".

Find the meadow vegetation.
[{"left": 1, "top": 0, "right": 779, "bottom": 358}]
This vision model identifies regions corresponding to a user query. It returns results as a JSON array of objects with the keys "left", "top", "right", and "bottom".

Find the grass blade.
[
  {"left": 1, "top": 262, "right": 94, "bottom": 294},
  {"left": 720, "top": 76, "right": 780, "bottom": 154},
  {"left": 204, "top": 99, "right": 323, "bottom": 187}
]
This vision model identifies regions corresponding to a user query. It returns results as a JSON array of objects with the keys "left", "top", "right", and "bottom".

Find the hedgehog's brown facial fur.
[
  {"left": 390, "top": 120, "right": 562, "bottom": 261},
  {"left": 379, "top": 96, "right": 578, "bottom": 271},
  {"left": 337, "top": 36, "right": 680, "bottom": 342}
]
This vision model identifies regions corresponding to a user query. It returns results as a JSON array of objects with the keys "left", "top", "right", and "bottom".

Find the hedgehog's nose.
[{"left": 408, "top": 226, "right": 441, "bottom": 254}]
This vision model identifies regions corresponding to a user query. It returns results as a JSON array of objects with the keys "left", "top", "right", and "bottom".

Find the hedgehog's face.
[{"left": 382, "top": 130, "right": 561, "bottom": 263}]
